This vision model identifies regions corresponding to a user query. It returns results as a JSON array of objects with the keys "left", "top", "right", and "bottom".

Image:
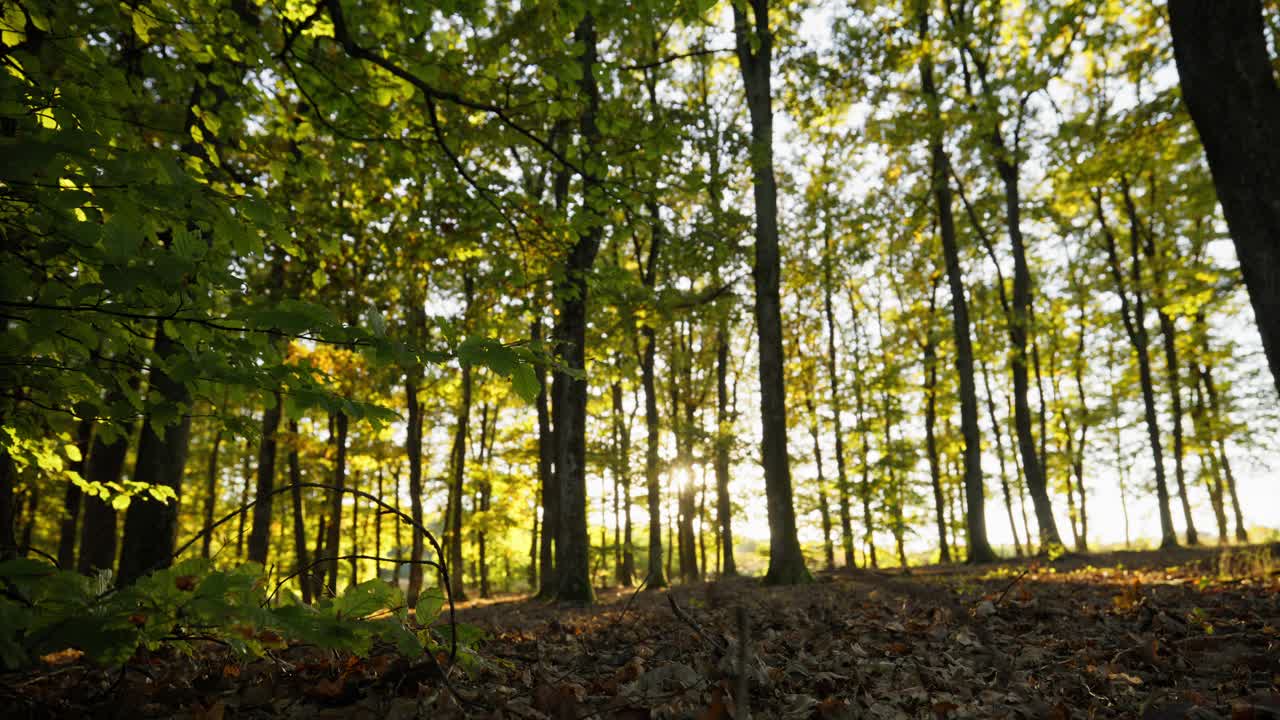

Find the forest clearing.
[{"left": 3, "top": 0, "right": 1280, "bottom": 717}]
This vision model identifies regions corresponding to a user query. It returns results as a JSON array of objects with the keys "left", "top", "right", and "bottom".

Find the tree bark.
[
  {"left": 1167, "top": 0, "right": 1280, "bottom": 396},
  {"left": 248, "top": 392, "right": 282, "bottom": 564},
  {"left": 405, "top": 369, "right": 425, "bottom": 605},
  {"left": 714, "top": 320, "right": 737, "bottom": 576},
  {"left": 806, "top": 395, "right": 835, "bottom": 571},
  {"left": 980, "top": 355, "right": 1022, "bottom": 556},
  {"left": 733, "top": 0, "right": 808, "bottom": 585},
  {"left": 917, "top": 0, "right": 995, "bottom": 563},
  {"left": 534, "top": 318, "right": 558, "bottom": 596},
  {"left": 325, "top": 410, "right": 347, "bottom": 592},
  {"left": 552, "top": 14, "right": 604, "bottom": 605},
  {"left": 118, "top": 324, "right": 195, "bottom": 584},
  {"left": 287, "top": 420, "right": 309, "bottom": 604},
  {"left": 1199, "top": 361, "right": 1248, "bottom": 542},
  {"left": 1096, "top": 189, "right": 1178, "bottom": 548},
  {"left": 57, "top": 419, "right": 94, "bottom": 568},
  {"left": 78, "top": 414, "right": 132, "bottom": 574},
  {"left": 612, "top": 380, "right": 635, "bottom": 586}
]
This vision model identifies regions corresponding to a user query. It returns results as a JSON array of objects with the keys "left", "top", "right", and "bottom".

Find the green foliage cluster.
[{"left": 0, "top": 556, "right": 464, "bottom": 671}]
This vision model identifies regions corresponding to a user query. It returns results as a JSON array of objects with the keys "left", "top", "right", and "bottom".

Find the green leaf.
[
  {"left": 414, "top": 587, "right": 446, "bottom": 624},
  {"left": 333, "top": 579, "right": 402, "bottom": 620}
]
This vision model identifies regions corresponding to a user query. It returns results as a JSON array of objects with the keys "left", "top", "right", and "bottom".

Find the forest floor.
[{"left": 5, "top": 545, "right": 1279, "bottom": 719}]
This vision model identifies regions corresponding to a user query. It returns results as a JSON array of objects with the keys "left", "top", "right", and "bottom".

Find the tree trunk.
[
  {"left": 447, "top": 353, "right": 471, "bottom": 602},
  {"left": 1190, "top": 366, "right": 1229, "bottom": 543},
  {"left": 1141, "top": 216, "right": 1198, "bottom": 544},
  {"left": 714, "top": 321, "right": 737, "bottom": 576},
  {"left": 821, "top": 239, "right": 855, "bottom": 569},
  {"left": 349, "top": 470, "right": 361, "bottom": 585},
  {"left": 248, "top": 392, "right": 282, "bottom": 564},
  {"left": 980, "top": 356, "right": 1023, "bottom": 556},
  {"left": 287, "top": 420, "right": 309, "bottom": 604},
  {"left": 733, "top": 0, "right": 808, "bottom": 585},
  {"left": 1098, "top": 187, "right": 1179, "bottom": 548},
  {"left": 612, "top": 380, "right": 635, "bottom": 586},
  {"left": 851, "top": 313, "right": 878, "bottom": 568},
  {"left": 996, "top": 160, "right": 1063, "bottom": 550},
  {"left": 405, "top": 368, "right": 425, "bottom": 606},
  {"left": 325, "top": 410, "right": 347, "bottom": 592},
  {"left": 1199, "top": 362, "right": 1248, "bottom": 542},
  {"left": 923, "top": 344, "right": 950, "bottom": 564},
  {"left": 917, "top": 1, "right": 995, "bottom": 563},
  {"left": 1070, "top": 319, "right": 1091, "bottom": 551},
  {"left": 534, "top": 318, "right": 558, "bottom": 597},
  {"left": 806, "top": 396, "right": 835, "bottom": 571},
  {"left": 118, "top": 324, "right": 194, "bottom": 584},
  {"left": 552, "top": 14, "right": 604, "bottom": 605},
  {"left": 78, "top": 415, "right": 132, "bottom": 574},
  {"left": 1167, "top": 0, "right": 1280, "bottom": 396},
  {"left": 57, "top": 419, "right": 94, "bottom": 569}
]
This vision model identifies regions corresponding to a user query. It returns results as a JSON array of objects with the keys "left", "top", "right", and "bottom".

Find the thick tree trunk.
[
  {"left": 78, "top": 417, "right": 132, "bottom": 574},
  {"left": 1167, "top": 0, "right": 1280, "bottom": 396},
  {"left": 733, "top": 0, "right": 808, "bottom": 585},
  {"left": 552, "top": 14, "right": 604, "bottom": 605},
  {"left": 248, "top": 392, "right": 282, "bottom": 564},
  {"left": 57, "top": 419, "right": 94, "bottom": 568},
  {"left": 118, "top": 325, "right": 194, "bottom": 584}
]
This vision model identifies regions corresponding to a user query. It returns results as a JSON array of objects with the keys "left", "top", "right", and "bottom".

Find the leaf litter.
[{"left": 3, "top": 546, "right": 1277, "bottom": 719}]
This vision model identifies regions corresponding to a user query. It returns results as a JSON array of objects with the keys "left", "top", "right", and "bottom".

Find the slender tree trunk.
[
  {"left": 733, "top": 0, "right": 808, "bottom": 585},
  {"left": 313, "top": 514, "right": 327, "bottom": 596},
  {"left": 392, "top": 466, "right": 403, "bottom": 586},
  {"left": 57, "top": 419, "right": 94, "bottom": 568},
  {"left": 406, "top": 368, "right": 425, "bottom": 606},
  {"left": 118, "top": 324, "right": 195, "bottom": 584},
  {"left": 1070, "top": 323, "right": 1091, "bottom": 551},
  {"left": 287, "top": 420, "right": 309, "bottom": 604},
  {"left": 1199, "top": 362, "right": 1248, "bottom": 542},
  {"left": 917, "top": 2, "right": 995, "bottom": 562},
  {"left": 612, "top": 380, "right": 634, "bottom": 586},
  {"left": 198, "top": 426, "right": 223, "bottom": 560},
  {"left": 237, "top": 435, "right": 251, "bottom": 559},
  {"left": 1190, "top": 369, "right": 1229, "bottom": 543},
  {"left": 349, "top": 470, "right": 361, "bottom": 585},
  {"left": 851, "top": 313, "right": 877, "bottom": 568},
  {"left": 534, "top": 318, "right": 558, "bottom": 597},
  {"left": 805, "top": 395, "right": 835, "bottom": 571},
  {"left": 447, "top": 357, "right": 471, "bottom": 601},
  {"left": 994, "top": 161, "right": 1063, "bottom": 550},
  {"left": 821, "top": 240, "right": 855, "bottom": 569},
  {"left": 248, "top": 392, "right": 282, "bottom": 564},
  {"left": 1167, "top": 0, "right": 1280, "bottom": 395},
  {"left": 325, "top": 410, "right": 347, "bottom": 592},
  {"left": 980, "top": 356, "right": 1022, "bottom": 556},
  {"left": 714, "top": 321, "right": 737, "bottom": 576},
  {"left": 1098, "top": 188, "right": 1179, "bottom": 547},
  {"left": 1133, "top": 182, "right": 1199, "bottom": 545},
  {"left": 922, "top": 329, "right": 951, "bottom": 564}
]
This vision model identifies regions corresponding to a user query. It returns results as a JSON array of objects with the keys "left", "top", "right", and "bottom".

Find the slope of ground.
[{"left": 4, "top": 546, "right": 1278, "bottom": 719}]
